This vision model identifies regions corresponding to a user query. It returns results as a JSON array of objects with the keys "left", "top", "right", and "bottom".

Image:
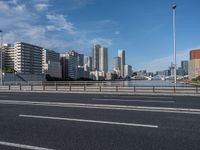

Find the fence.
[{"left": 0, "top": 81, "right": 199, "bottom": 95}]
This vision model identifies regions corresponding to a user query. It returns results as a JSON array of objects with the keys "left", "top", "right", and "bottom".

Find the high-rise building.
[
  {"left": 92, "top": 44, "right": 108, "bottom": 78},
  {"left": 14, "top": 42, "right": 42, "bottom": 74},
  {"left": 99, "top": 47, "right": 108, "bottom": 74},
  {"left": 189, "top": 49, "right": 200, "bottom": 79},
  {"left": 84, "top": 56, "right": 92, "bottom": 71},
  {"left": 2, "top": 44, "right": 15, "bottom": 69},
  {"left": 181, "top": 60, "right": 188, "bottom": 75},
  {"left": 112, "top": 57, "right": 121, "bottom": 71},
  {"left": 124, "top": 64, "right": 132, "bottom": 78},
  {"left": 60, "top": 53, "right": 68, "bottom": 80},
  {"left": 78, "top": 54, "right": 84, "bottom": 66},
  {"left": 92, "top": 44, "right": 101, "bottom": 71},
  {"left": 43, "top": 49, "right": 60, "bottom": 64},
  {"left": 60, "top": 50, "right": 79, "bottom": 79},
  {"left": 42, "top": 49, "right": 61, "bottom": 78},
  {"left": 118, "top": 49, "right": 125, "bottom": 77}
]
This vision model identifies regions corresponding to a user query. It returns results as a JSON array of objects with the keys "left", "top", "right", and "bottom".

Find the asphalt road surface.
[{"left": 0, "top": 92, "right": 200, "bottom": 150}]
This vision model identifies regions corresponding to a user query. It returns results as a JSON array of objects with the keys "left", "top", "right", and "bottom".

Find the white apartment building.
[{"left": 14, "top": 42, "right": 42, "bottom": 74}]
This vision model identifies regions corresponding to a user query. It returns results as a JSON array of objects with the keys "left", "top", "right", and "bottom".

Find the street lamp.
[
  {"left": 172, "top": 4, "right": 177, "bottom": 84},
  {"left": 0, "top": 30, "right": 3, "bottom": 85}
]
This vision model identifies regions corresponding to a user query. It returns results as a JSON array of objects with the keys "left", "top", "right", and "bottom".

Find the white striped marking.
[
  {"left": 104, "top": 95, "right": 173, "bottom": 99},
  {"left": 0, "top": 100, "right": 200, "bottom": 115},
  {"left": 92, "top": 98, "right": 175, "bottom": 103},
  {"left": 0, "top": 141, "right": 55, "bottom": 150},
  {"left": 19, "top": 114, "right": 158, "bottom": 128}
]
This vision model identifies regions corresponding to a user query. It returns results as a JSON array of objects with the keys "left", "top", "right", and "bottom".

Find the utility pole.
[
  {"left": 0, "top": 30, "right": 3, "bottom": 85},
  {"left": 172, "top": 4, "right": 177, "bottom": 84}
]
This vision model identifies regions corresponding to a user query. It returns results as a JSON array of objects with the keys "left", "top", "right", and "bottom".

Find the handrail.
[{"left": 0, "top": 84, "right": 199, "bottom": 95}]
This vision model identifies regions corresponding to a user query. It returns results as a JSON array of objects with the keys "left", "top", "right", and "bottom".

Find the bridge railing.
[{"left": 0, "top": 82, "right": 199, "bottom": 95}]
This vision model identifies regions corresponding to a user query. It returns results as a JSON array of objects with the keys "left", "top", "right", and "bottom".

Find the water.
[{"left": 110, "top": 80, "right": 189, "bottom": 87}]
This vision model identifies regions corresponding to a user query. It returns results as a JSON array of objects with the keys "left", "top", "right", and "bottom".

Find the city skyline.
[{"left": 1, "top": 0, "right": 200, "bottom": 72}]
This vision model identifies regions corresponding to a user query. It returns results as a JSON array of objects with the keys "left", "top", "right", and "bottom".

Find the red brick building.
[
  {"left": 189, "top": 49, "right": 200, "bottom": 79},
  {"left": 190, "top": 49, "right": 200, "bottom": 60}
]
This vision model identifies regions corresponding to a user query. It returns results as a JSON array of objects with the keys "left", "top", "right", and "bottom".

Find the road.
[{"left": 0, "top": 92, "right": 200, "bottom": 150}]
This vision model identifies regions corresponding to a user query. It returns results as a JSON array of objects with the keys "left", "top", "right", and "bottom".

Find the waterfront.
[{"left": 110, "top": 80, "right": 188, "bottom": 87}]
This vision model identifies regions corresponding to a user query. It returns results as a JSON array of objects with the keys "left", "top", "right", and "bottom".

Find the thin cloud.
[
  {"left": 46, "top": 14, "right": 76, "bottom": 35},
  {"left": 0, "top": 0, "right": 26, "bottom": 15},
  {"left": 141, "top": 46, "right": 200, "bottom": 72},
  {"left": 114, "top": 31, "right": 120, "bottom": 35},
  {"left": 65, "top": 0, "right": 95, "bottom": 10},
  {"left": 0, "top": 0, "right": 114, "bottom": 52},
  {"left": 90, "top": 38, "right": 113, "bottom": 47},
  {"left": 35, "top": 3, "right": 49, "bottom": 11}
]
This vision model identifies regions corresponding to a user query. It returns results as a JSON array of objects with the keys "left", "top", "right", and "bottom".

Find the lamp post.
[
  {"left": 0, "top": 30, "right": 3, "bottom": 85},
  {"left": 172, "top": 4, "right": 177, "bottom": 84}
]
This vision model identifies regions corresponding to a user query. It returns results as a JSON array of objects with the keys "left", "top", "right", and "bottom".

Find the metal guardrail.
[{"left": 0, "top": 84, "right": 199, "bottom": 95}]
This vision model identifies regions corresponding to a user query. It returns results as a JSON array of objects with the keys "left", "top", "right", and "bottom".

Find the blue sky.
[{"left": 0, "top": 0, "right": 200, "bottom": 72}]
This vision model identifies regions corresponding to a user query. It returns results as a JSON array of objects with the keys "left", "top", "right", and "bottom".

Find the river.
[{"left": 109, "top": 80, "right": 189, "bottom": 87}]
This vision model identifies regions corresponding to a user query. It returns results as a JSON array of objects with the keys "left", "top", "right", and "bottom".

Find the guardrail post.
[
  {"left": 31, "top": 85, "right": 33, "bottom": 91},
  {"left": 153, "top": 86, "right": 155, "bottom": 93},
  {"left": 84, "top": 84, "right": 86, "bottom": 92},
  {"left": 43, "top": 85, "right": 45, "bottom": 91},
  {"left": 99, "top": 86, "right": 101, "bottom": 92},
  {"left": 9, "top": 85, "right": 11, "bottom": 90},
  {"left": 69, "top": 83, "right": 71, "bottom": 91},
  {"left": 196, "top": 86, "right": 198, "bottom": 94},
  {"left": 134, "top": 86, "right": 136, "bottom": 93},
  {"left": 56, "top": 83, "right": 58, "bottom": 91},
  {"left": 173, "top": 86, "right": 176, "bottom": 93},
  {"left": 19, "top": 84, "right": 22, "bottom": 91},
  {"left": 116, "top": 86, "right": 118, "bottom": 92}
]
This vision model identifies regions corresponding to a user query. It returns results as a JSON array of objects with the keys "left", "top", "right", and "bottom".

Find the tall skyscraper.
[
  {"left": 60, "top": 50, "right": 79, "bottom": 79},
  {"left": 181, "top": 60, "right": 188, "bottom": 75},
  {"left": 42, "top": 49, "right": 61, "bottom": 78},
  {"left": 92, "top": 44, "right": 108, "bottom": 76},
  {"left": 78, "top": 54, "right": 84, "bottom": 66},
  {"left": 66, "top": 50, "right": 79, "bottom": 79},
  {"left": 60, "top": 53, "right": 68, "bottom": 80},
  {"left": 118, "top": 49, "right": 125, "bottom": 77},
  {"left": 124, "top": 64, "right": 132, "bottom": 78},
  {"left": 112, "top": 56, "right": 121, "bottom": 71},
  {"left": 99, "top": 47, "right": 108, "bottom": 73},
  {"left": 92, "top": 44, "right": 101, "bottom": 71},
  {"left": 84, "top": 56, "right": 92, "bottom": 71}
]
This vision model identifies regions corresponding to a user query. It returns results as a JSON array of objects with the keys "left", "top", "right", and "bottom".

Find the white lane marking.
[
  {"left": 0, "top": 141, "right": 55, "bottom": 150},
  {"left": 0, "top": 100, "right": 200, "bottom": 115},
  {"left": 19, "top": 114, "right": 158, "bottom": 128},
  {"left": 92, "top": 98, "right": 175, "bottom": 103},
  {"left": 104, "top": 95, "right": 173, "bottom": 99}
]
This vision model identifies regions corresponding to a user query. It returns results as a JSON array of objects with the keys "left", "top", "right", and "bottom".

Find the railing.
[{"left": 0, "top": 81, "right": 199, "bottom": 95}]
